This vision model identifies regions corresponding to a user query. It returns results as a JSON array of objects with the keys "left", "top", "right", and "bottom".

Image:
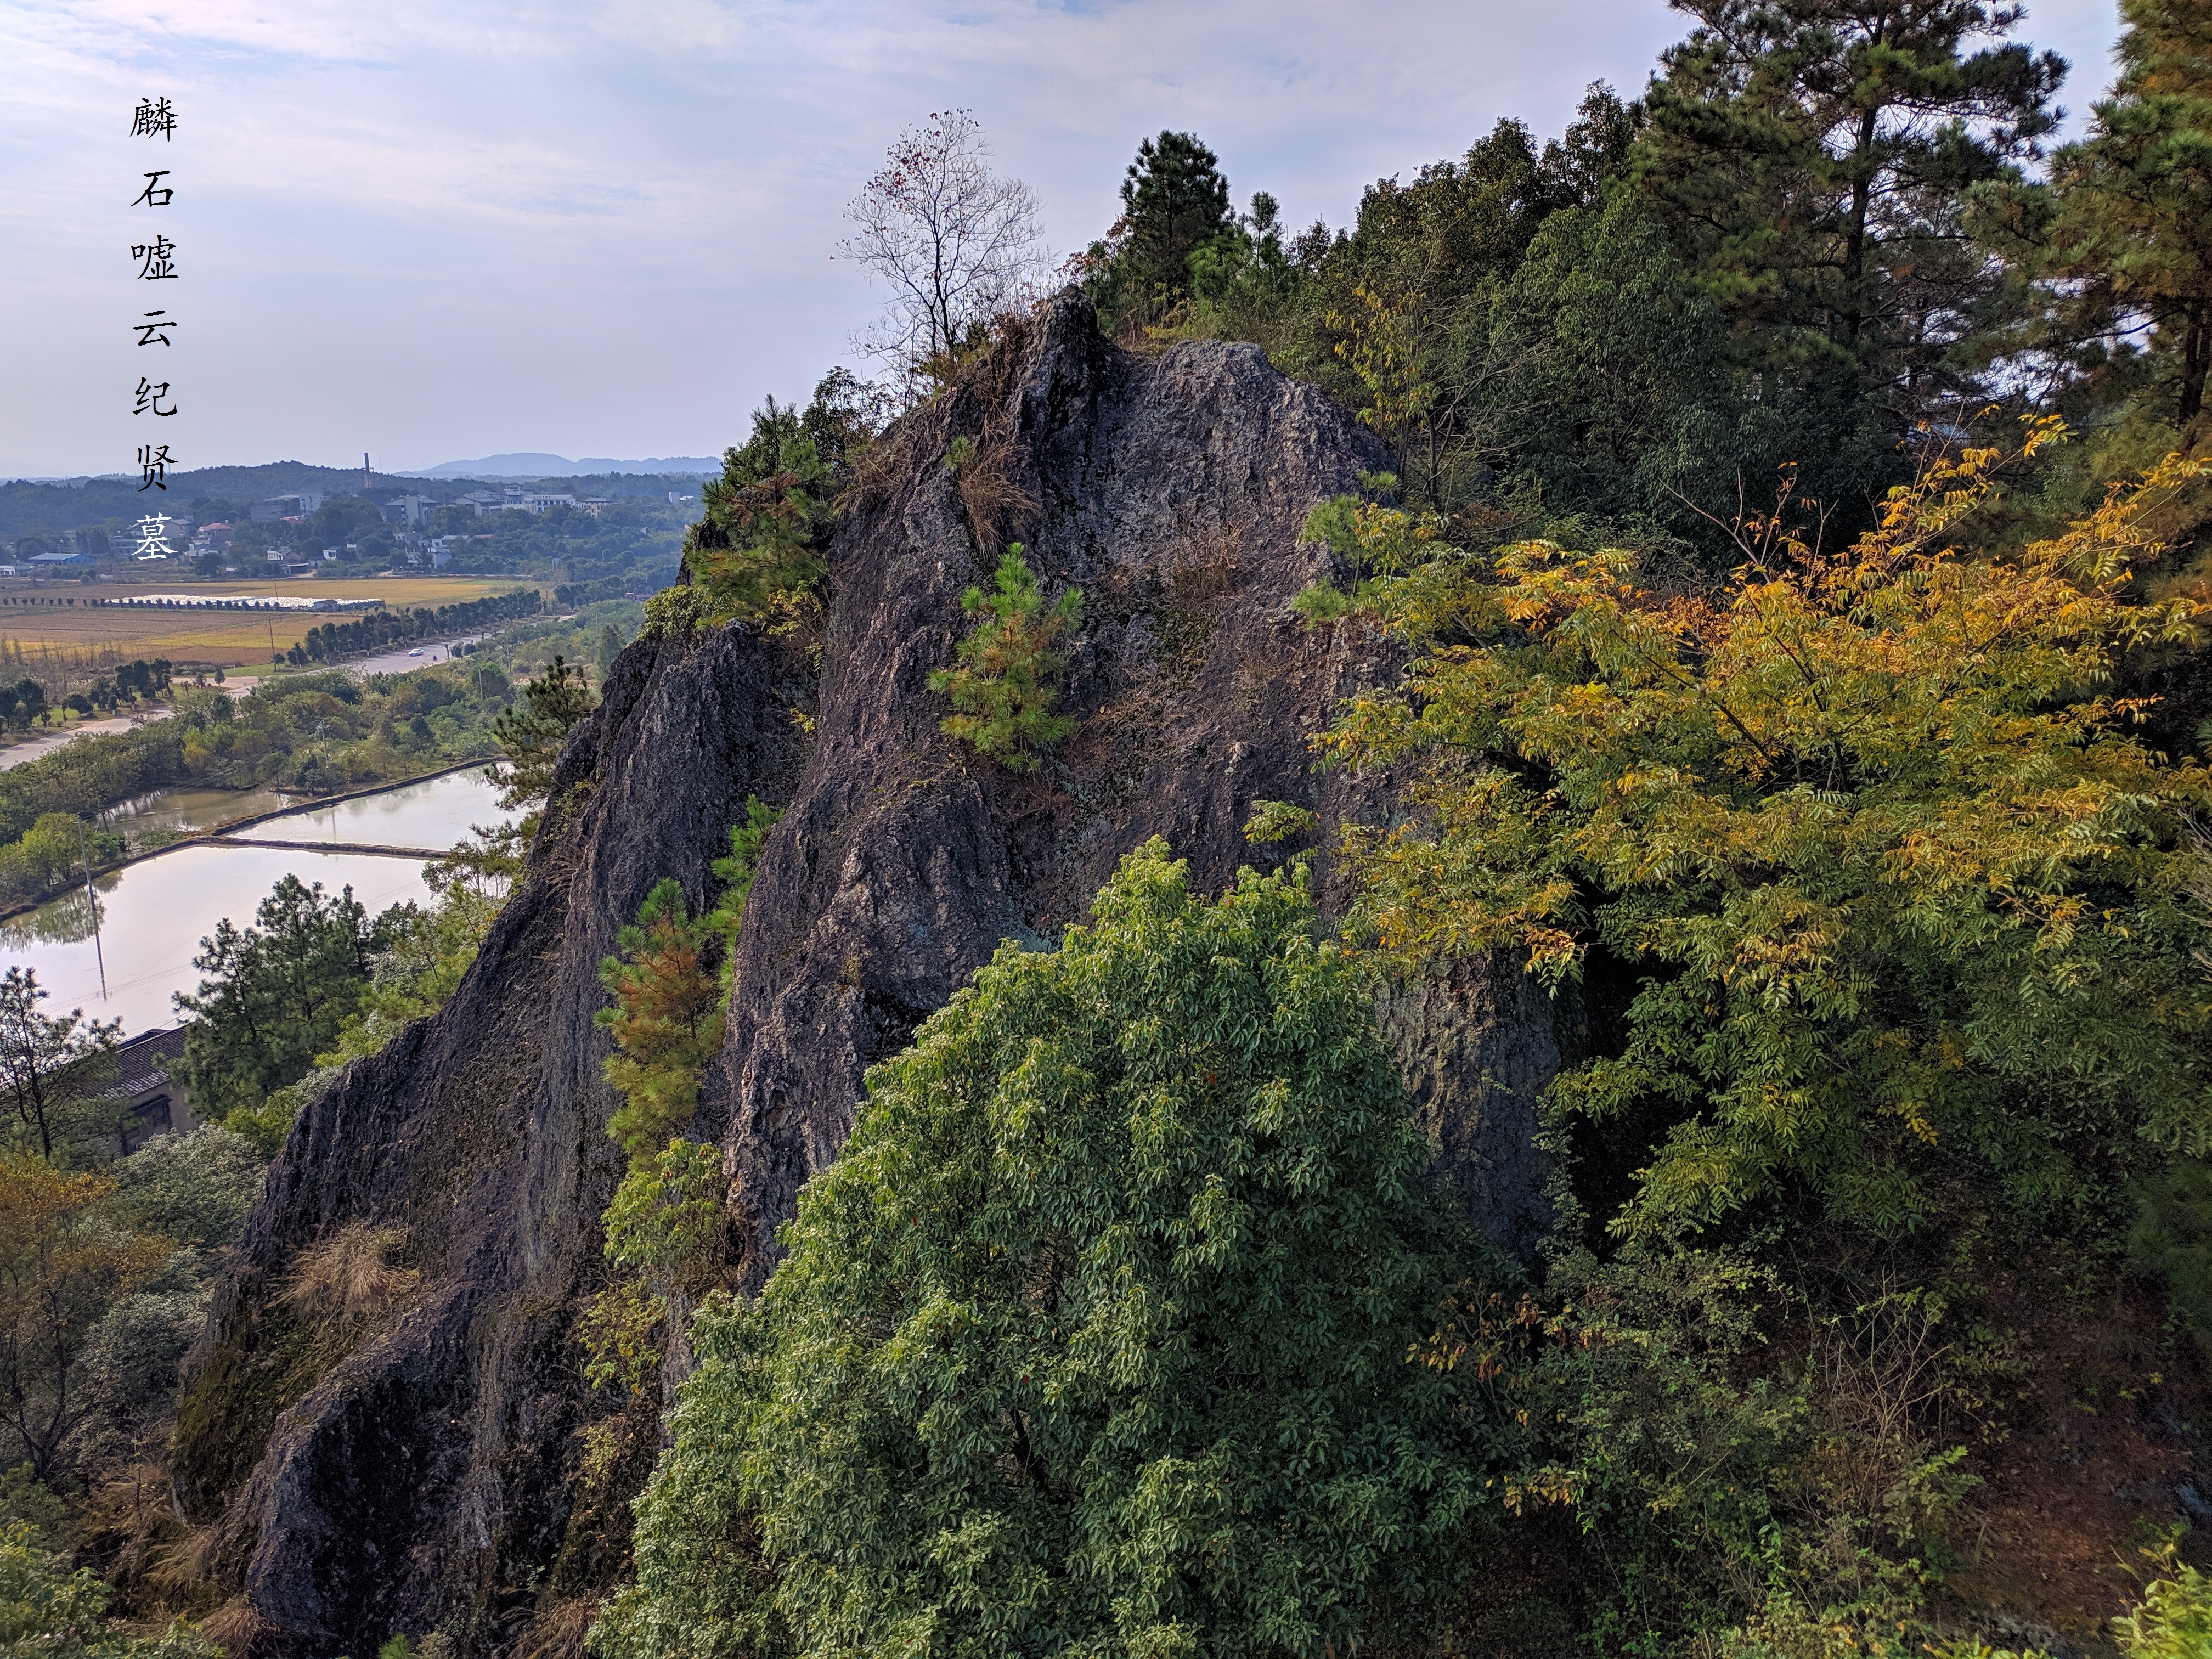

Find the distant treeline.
[
  {"left": 0, "top": 465, "right": 712, "bottom": 541},
  {"left": 552, "top": 569, "right": 677, "bottom": 608},
  {"left": 296, "top": 589, "right": 543, "bottom": 664}
]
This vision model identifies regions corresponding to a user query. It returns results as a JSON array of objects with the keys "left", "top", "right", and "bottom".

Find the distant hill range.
[{"left": 400, "top": 453, "right": 721, "bottom": 479}]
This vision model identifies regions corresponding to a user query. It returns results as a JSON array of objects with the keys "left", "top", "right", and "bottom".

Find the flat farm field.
[{"left": 0, "top": 577, "right": 529, "bottom": 667}]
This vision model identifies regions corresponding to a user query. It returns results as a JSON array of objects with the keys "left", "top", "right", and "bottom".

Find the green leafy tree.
[
  {"left": 929, "top": 545, "right": 1082, "bottom": 770},
  {"left": 489, "top": 656, "right": 595, "bottom": 811},
  {"left": 598, "top": 842, "right": 1511, "bottom": 1659},
  {"left": 174, "top": 876, "right": 375, "bottom": 1121},
  {"left": 1464, "top": 190, "right": 1745, "bottom": 542},
  {"left": 109, "top": 1125, "right": 264, "bottom": 1251},
  {"left": 1637, "top": 0, "right": 2064, "bottom": 427},
  {"left": 1271, "top": 87, "right": 1647, "bottom": 510},
  {"left": 1317, "top": 424, "right": 2212, "bottom": 1237},
  {"left": 317, "top": 879, "right": 503, "bottom": 1068},
  {"left": 0, "top": 970, "right": 120, "bottom": 1163}
]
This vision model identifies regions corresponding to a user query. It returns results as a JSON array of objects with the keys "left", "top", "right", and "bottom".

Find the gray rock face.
[{"left": 179, "top": 294, "right": 1561, "bottom": 1656}]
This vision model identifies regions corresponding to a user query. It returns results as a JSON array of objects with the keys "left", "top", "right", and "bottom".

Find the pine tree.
[
  {"left": 488, "top": 655, "right": 594, "bottom": 811},
  {"left": 1118, "top": 129, "right": 1234, "bottom": 299},
  {"left": 1992, "top": 0, "right": 2212, "bottom": 426},
  {"left": 595, "top": 880, "right": 725, "bottom": 1160},
  {"left": 1638, "top": 0, "right": 2064, "bottom": 420},
  {"left": 928, "top": 546, "right": 1082, "bottom": 771}
]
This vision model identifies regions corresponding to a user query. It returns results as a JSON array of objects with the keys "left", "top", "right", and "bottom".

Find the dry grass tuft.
[
  {"left": 1169, "top": 522, "right": 1245, "bottom": 602},
  {"left": 278, "top": 1221, "right": 420, "bottom": 1327},
  {"left": 75, "top": 1461, "right": 182, "bottom": 1587},
  {"left": 200, "top": 1595, "right": 270, "bottom": 1654},
  {"left": 952, "top": 435, "right": 1039, "bottom": 558},
  {"left": 148, "top": 1521, "right": 228, "bottom": 1602},
  {"left": 517, "top": 1595, "right": 598, "bottom": 1659}
]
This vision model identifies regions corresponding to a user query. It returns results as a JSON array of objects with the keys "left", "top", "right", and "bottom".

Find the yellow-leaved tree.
[{"left": 1306, "top": 420, "right": 2212, "bottom": 1236}]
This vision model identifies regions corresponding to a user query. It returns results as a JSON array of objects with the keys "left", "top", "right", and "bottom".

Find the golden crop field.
[{"left": 0, "top": 577, "right": 533, "bottom": 668}]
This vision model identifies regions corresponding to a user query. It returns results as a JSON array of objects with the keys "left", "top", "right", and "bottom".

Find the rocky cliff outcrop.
[{"left": 176, "top": 294, "right": 1565, "bottom": 1656}]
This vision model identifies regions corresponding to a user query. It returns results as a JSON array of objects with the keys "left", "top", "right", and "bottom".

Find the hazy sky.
[{"left": 1, "top": 0, "right": 2124, "bottom": 480}]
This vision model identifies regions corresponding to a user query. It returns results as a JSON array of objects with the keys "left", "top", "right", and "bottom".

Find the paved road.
[
  {"left": 351, "top": 634, "right": 487, "bottom": 677},
  {"left": 0, "top": 707, "right": 174, "bottom": 772}
]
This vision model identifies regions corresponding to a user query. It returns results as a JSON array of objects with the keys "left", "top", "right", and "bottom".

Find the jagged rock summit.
[{"left": 177, "top": 293, "right": 1565, "bottom": 1655}]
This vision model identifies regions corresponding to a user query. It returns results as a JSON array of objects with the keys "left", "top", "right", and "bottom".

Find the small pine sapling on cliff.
[
  {"left": 706, "top": 794, "right": 780, "bottom": 977},
  {"left": 929, "top": 544, "right": 1081, "bottom": 770},
  {"left": 582, "top": 798, "right": 782, "bottom": 1411},
  {"left": 489, "top": 656, "right": 594, "bottom": 812},
  {"left": 595, "top": 881, "right": 725, "bottom": 1161},
  {"left": 669, "top": 379, "right": 876, "bottom": 638}
]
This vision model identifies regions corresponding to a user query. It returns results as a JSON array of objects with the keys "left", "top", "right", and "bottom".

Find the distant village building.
[
  {"left": 251, "top": 492, "right": 326, "bottom": 522},
  {"left": 380, "top": 495, "right": 431, "bottom": 527},
  {"left": 31, "top": 549, "right": 94, "bottom": 567},
  {"left": 109, "top": 1027, "right": 198, "bottom": 1154}
]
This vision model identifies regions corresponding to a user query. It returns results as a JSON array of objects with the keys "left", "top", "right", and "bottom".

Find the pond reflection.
[
  {"left": 1, "top": 881, "right": 116, "bottom": 947},
  {"left": 0, "top": 768, "right": 520, "bottom": 1034}
]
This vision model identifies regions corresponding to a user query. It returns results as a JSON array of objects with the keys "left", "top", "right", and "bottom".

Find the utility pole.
[{"left": 75, "top": 817, "right": 108, "bottom": 1001}]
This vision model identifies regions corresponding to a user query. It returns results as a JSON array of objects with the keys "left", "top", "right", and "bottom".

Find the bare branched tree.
[{"left": 837, "top": 110, "right": 1047, "bottom": 383}]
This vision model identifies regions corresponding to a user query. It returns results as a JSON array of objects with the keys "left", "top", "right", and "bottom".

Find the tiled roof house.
[{"left": 109, "top": 1026, "right": 199, "bottom": 1154}]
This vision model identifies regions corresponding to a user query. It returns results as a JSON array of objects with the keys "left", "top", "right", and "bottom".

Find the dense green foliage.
[
  {"left": 313, "top": 879, "right": 503, "bottom": 1070},
  {"left": 0, "top": 1520, "right": 219, "bottom": 1656},
  {"left": 600, "top": 844, "right": 1512, "bottom": 1659},
  {"left": 0, "top": 972, "right": 119, "bottom": 1164},
  {"left": 1093, "top": 0, "right": 2212, "bottom": 571},
  {"left": 1250, "top": 424, "right": 2212, "bottom": 1649},
  {"left": 928, "top": 546, "right": 1082, "bottom": 770},
  {"left": 0, "top": 1126, "right": 262, "bottom": 1642},
  {"left": 0, "top": 1161, "right": 166, "bottom": 1484}
]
